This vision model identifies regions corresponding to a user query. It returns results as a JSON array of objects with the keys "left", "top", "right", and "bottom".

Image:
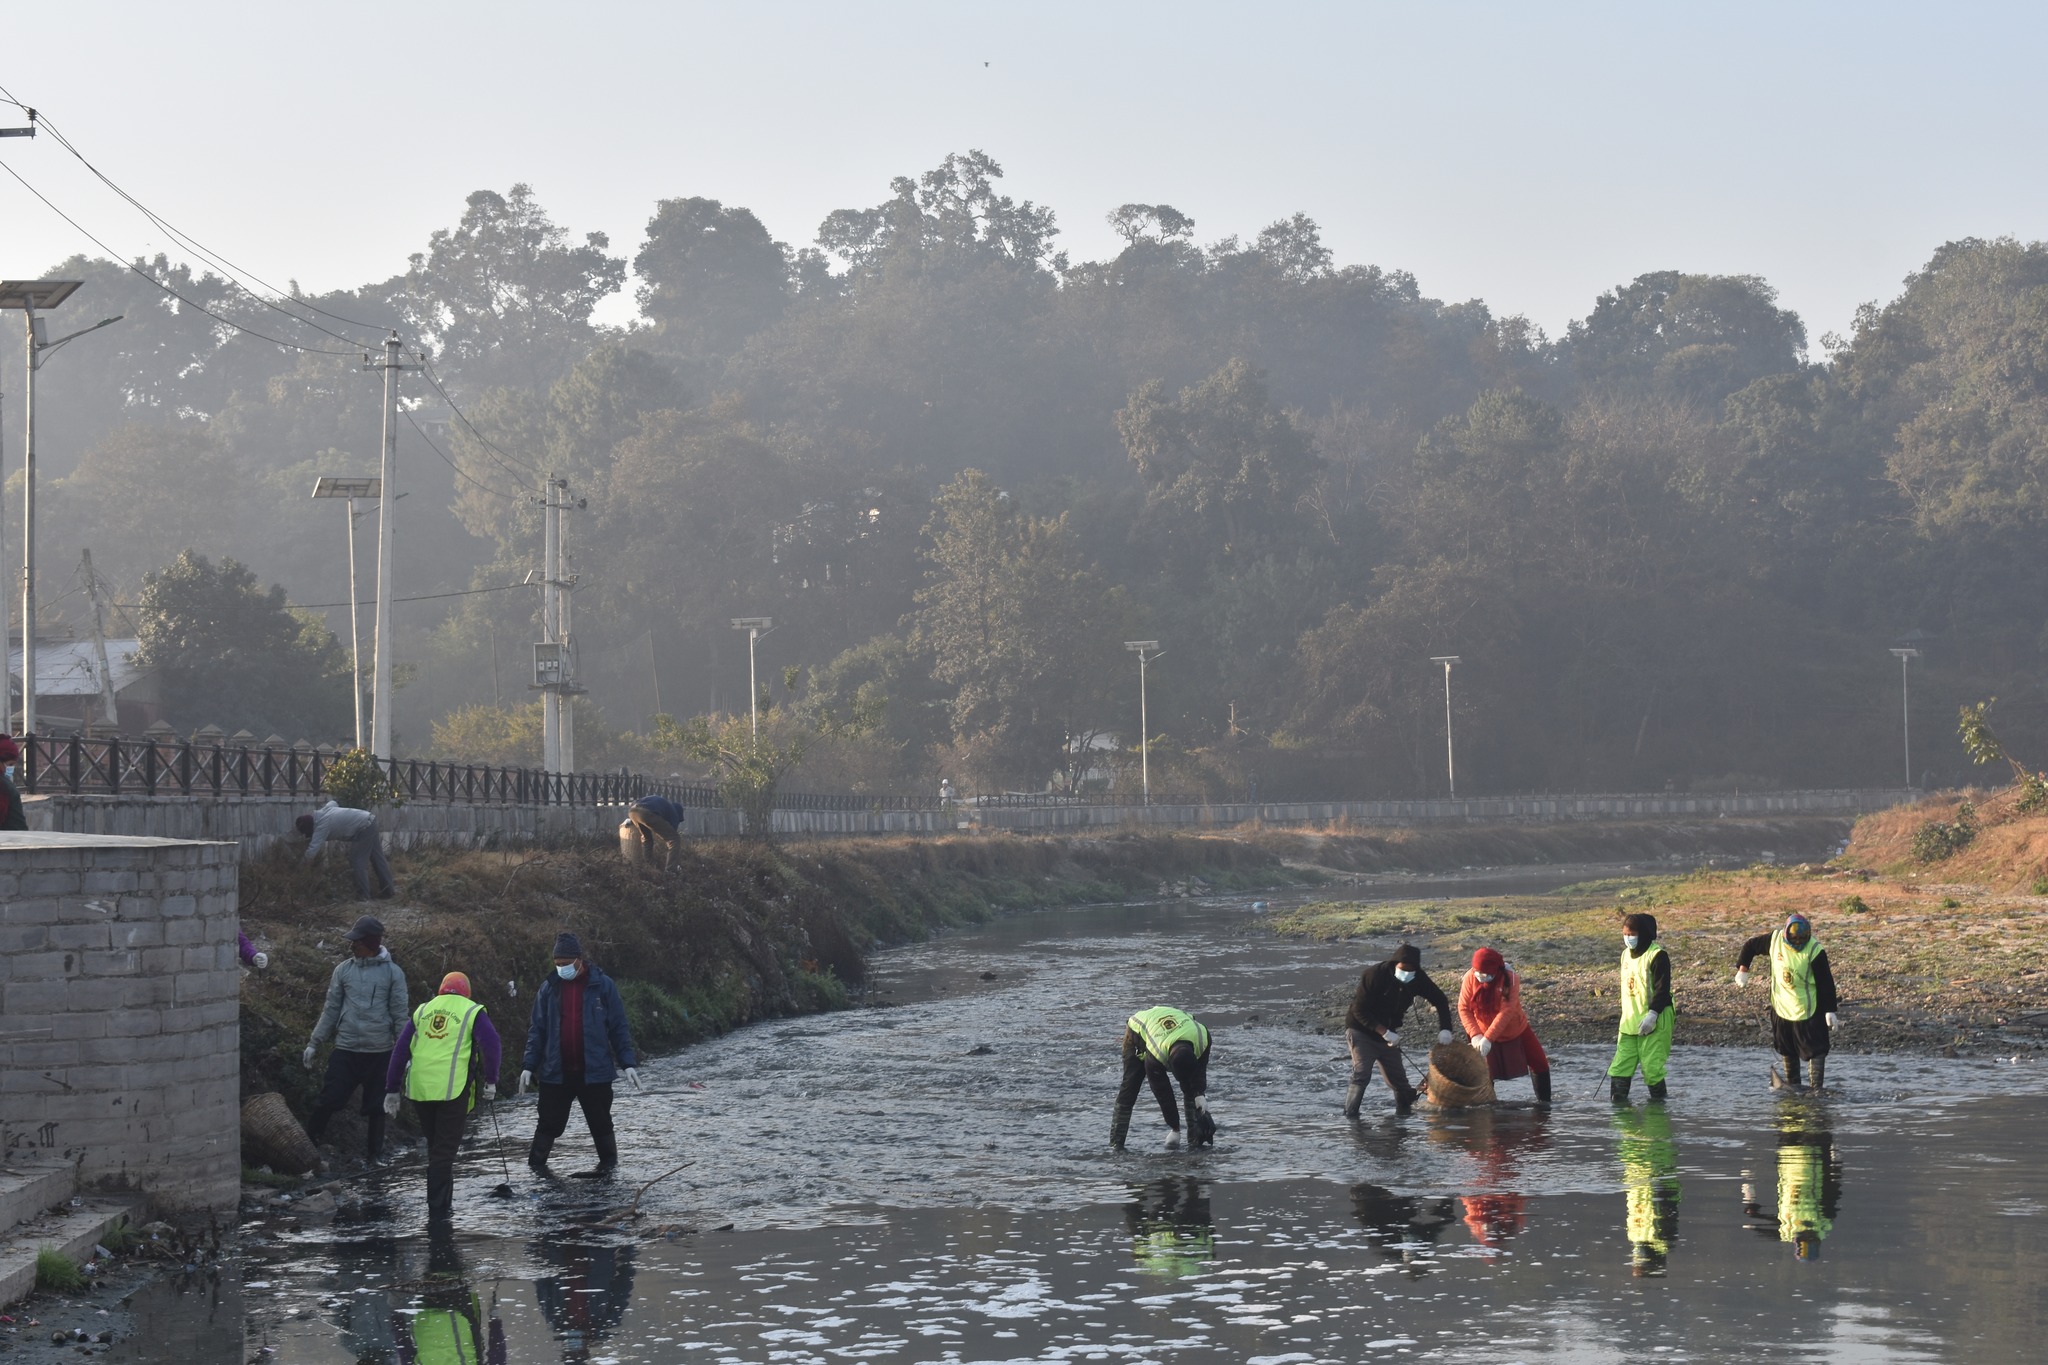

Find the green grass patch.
[{"left": 35, "top": 1246, "right": 84, "bottom": 1293}]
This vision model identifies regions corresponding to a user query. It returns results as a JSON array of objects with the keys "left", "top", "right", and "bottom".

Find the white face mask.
[
  {"left": 1394, "top": 967, "right": 1416, "bottom": 983},
  {"left": 1623, "top": 935, "right": 1639, "bottom": 951},
  {"left": 1475, "top": 972, "right": 1494, "bottom": 984},
  {"left": 556, "top": 963, "right": 579, "bottom": 981}
]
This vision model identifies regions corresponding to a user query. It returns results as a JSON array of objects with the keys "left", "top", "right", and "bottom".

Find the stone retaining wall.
[{"left": 0, "top": 833, "right": 241, "bottom": 1215}]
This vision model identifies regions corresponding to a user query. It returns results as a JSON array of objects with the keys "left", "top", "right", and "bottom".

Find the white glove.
[
  {"left": 1734, "top": 967, "right": 1749, "bottom": 987},
  {"left": 1382, "top": 1029, "right": 1401, "bottom": 1046},
  {"left": 382, "top": 1092, "right": 401, "bottom": 1117},
  {"left": 252, "top": 952, "right": 269, "bottom": 970},
  {"left": 1437, "top": 1029, "right": 1454, "bottom": 1046},
  {"left": 1638, "top": 1010, "right": 1659, "bottom": 1036},
  {"left": 624, "top": 1067, "right": 642, "bottom": 1092},
  {"left": 1474, "top": 1036, "right": 1493, "bottom": 1057},
  {"left": 519, "top": 1070, "right": 532, "bottom": 1095},
  {"left": 302, "top": 1044, "right": 317, "bottom": 1068},
  {"left": 1824, "top": 1012, "right": 1840, "bottom": 1029}
]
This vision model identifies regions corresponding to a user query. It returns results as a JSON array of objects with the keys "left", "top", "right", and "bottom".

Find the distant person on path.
[
  {"left": 624, "top": 794, "right": 686, "bottom": 869},
  {"left": 298, "top": 799, "right": 397, "bottom": 900},
  {"left": 1608, "top": 912, "right": 1673, "bottom": 1102},
  {"left": 1458, "top": 947, "right": 1552, "bottom": 1103},
  {"left": 0, "top": 735, "right": 28, "bottom": 831},
  {"left": 1735, "top": 914, "right": 1839, "bottom": 1090},
  {"left": 521, "top": 933, "right": 640, "bottom": 1178},
  {"left": 303, "top": 915, "right": 409, "bottom": 1163},
  {"left": 1344, "top": 944, "right": 1456, "bottom": 1116},
  {"left": 1112, "top": 1005, "right": 1215, "bottom": 1150},
  {"left": 238, "top": 930, "right": 269, "bottom": 970},
  {"left": 385, "top": 971, "right": 501, "bottom": 1224}
]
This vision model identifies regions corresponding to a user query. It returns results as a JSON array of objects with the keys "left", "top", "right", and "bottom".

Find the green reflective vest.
[
  {"left": 1128, "top": 1006, "right": 1209, "bottom": 1066},
  {"left": 1618, "top": 943, "right": 1669, "bottom": 1034},
  {"left": 1777, "top": 1142, "right": 1832, "bottom": 1242},
  {"left": 1769, "top": 929, "right": 1823, "bottom": 1022},
  {"left": 404, "top": 995, "right": 486, "bottom": 1105}
]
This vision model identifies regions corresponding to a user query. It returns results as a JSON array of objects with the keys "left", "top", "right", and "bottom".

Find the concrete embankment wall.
[{"left": 0, "top": 833, "right": 241, "bottom": 1215}]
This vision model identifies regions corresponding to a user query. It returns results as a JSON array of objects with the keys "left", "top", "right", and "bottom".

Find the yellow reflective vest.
[
  {"left": 1769, "top": 929, "right": 1823, "bottom": 1022},
  {"left": 1777, "top": 1141, "right": 1833, "bottom": 1242},
  {"left": 1619, "top": 944, "right": 1669, "bottom": 1034},
  {"left": 404, "top": 995, "right": 486, "bottom": 1106},
  {"left": 1128, "top": 1006, "right": 1209, "bottom": 1066}
]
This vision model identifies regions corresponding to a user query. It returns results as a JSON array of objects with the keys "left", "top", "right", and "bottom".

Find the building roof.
[{"left": 7, "top": 638, "right": 148, "bottom": 697}]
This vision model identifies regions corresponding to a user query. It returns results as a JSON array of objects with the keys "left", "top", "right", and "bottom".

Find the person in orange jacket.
[{"left": 1458, "top": 947, "right": 1552, "bottom": 1103}]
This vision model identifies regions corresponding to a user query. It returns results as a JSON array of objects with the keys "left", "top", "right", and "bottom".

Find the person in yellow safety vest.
[
  {"left": 1615, "top": 1102, "right": 1680, "bottom": 1277},
  {"left": 1112, "top": 1006, "right": 1216, "bottom": 1150},
  {"left": 384, "top": 972, "right": 503, "bottom": 1224},
  {"left": 1743, "top": 1112, "right": 1842, "bottom": 1262},
  {"left": 1735, "top": 914, "right": 1841, "bottom": 1090},
  {"left": 1608, "top": 912, "right": 1674, "bottom": 1103}
]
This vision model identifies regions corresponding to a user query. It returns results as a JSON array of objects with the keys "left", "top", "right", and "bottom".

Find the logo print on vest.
[{"left": 425, "top": 1009, "right": 454, "bottom": 1039}]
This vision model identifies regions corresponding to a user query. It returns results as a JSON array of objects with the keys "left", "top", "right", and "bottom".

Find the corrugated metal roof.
[{"left": 7, "top": 639, "right": 147, "bottom": 696}]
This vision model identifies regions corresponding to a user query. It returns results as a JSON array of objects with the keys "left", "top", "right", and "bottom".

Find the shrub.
[
  {"left": 1939, "top": 896, "right": 1961, "bottom": 910},
  {"left": 35, "top": 1246, "right": 84, "bottom": 1293},
  {"left": 2033, "top": 875, "right": 2048, "bottom": 897},
  {"left": 617, "top": 978, "right": 695, "bottom": 1052},
  {"left": 1839, "top": 894, "right": 1871, "bottom": 914},
  {"left": 323, "top": 747, "right": 402, "bottom": 810},
  {"left": 1911, "top": 801, "right": 1976, "bottom": 862}
]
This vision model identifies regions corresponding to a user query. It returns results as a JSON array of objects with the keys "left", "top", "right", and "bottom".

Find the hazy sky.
[{"left": 4, "top": 1, "right": 2045, "bottom": 345}]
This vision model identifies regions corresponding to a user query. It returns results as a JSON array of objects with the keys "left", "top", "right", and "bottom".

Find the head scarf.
[
  {"left": 438, "top": 971, "right": 471, "bottom": 998},
  {"left": 1469, "top": 947, "right": 1506, "bottom": 1010},
  {"left": 1784, "top": 915, "right": 1812, "bottom": 948}
]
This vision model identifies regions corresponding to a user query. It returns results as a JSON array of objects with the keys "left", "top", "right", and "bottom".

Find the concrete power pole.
[
  {"left": 80, "top": 549, "right": 120, "bottom": 729},
  {"left": 367, "top": 332, "right": 412, "bottom": 760},
  {"left": 540, "top": 475, "right": 561, "bottom": 774}
]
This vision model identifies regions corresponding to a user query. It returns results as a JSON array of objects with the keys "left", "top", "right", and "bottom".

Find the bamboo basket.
[
  {"left": 241, "top": 1092, "right": 321, "bottom": 1174},
  {"left": 1423, "top": 1042, "right": 1497, "bottom": 1108}
]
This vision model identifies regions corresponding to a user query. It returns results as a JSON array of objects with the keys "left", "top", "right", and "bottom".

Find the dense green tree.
[{"left": 634, "top": 197, "right": 792, "bottom": 365}]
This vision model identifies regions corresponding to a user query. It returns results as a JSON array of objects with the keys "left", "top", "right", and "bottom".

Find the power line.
[
  {"left": 418, "top": 359, "right": 540, "bottom": 480},
  {"left": 112, "top": 581, "right": 536, "bottom": 613},
  {"left": 404, "top": 409, "right": 521, "bottom": 501}
]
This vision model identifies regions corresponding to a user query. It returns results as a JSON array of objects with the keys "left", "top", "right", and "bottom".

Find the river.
[{"left": 112, "top": 874, "right": 2048, "bottom": 1361}]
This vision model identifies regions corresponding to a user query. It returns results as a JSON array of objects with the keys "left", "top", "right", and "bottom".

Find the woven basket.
[
  {"left": 1424, "top": 1042, "right": 1498, "bottom": 1108},
  {"left": 241, "top": 1092, "right": 320, "bottom": 1174}
]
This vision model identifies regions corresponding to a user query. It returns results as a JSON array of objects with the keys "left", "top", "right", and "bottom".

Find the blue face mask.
[
  {"left": 1394, "top": 967, "right": 1416, "bottom": 983},
  {"left": 556, "top": 963, "right": 579, "bottom": 981},
  {"left": 3, "top": 765, "right": 13, "bottom": 780},
  {"left": 1623, "top": 934, "right": 1639, "bottom": 951}
]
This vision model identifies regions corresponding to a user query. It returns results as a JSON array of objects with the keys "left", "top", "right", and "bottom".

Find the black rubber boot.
[
  {"left": 1532, "top": 1070, "right": 1552, "bottom": 1104},
  {"left": 1809, "top": 1057, "right": 1826, "bottom": 1091},
  {"left": 1393, "top": 1086, "right": 1418, "bottom": 1114},
  {"left": 1609, "top": 1075, "right": 1633, "bottom": 1104},
  {"left": 307, "top": 1107, "right": 335, "bottom": 1145},
  {"left": 1343, "top": 1084, "right": 1365, "bottom": 1119},
  {"left": 426, "top": 1164, "right": 454, "bottom": 1223},
  {"left": 1183, "top": 1095, "right": 1206, "bottom": 1148},
  {"left": 527, "top": 1132, "right": 554, "bottom": 1174},
  {"left": 571, "top": 1130, "right": 620, "bottom": 1179},
  {"left": 1647, "top": 1080, "right": 1668, "bottom": 1102},
  {"left": 1784, "top": 1055, "right": 1803, "bottom": 1088},
  {"left": 365, "top": 1113, "right": 387, "bottom": 1165},
  {"left": 1110, "top": 1104, "right": 1134, "bottom": 1151}
]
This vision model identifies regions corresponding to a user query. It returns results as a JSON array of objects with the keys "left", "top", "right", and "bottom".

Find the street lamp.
[
  {"left": 312, "top": 476, "right": 381, "bottom": 750},
  {"left": 0, "top": 281, "right": 120, "bottom": 737},
  {"left": 1123, "top": 641, "right": 1163, "bottom": 805},
  {"left": 730, "top": 618, "right": 773, "bottom": 740},
  {"left": 1430, "top": 656, "right": 1462, "bottom": 798},
  {"left": 1890, "top": 647, "right": 1920, "bottom": 789}
]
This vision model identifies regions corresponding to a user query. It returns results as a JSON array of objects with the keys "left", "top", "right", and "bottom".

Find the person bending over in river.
[
  {"left": 1112, "top": 1006, "right": 1215, "bottom": 1150},
  {"left": 1459, "top": 947, "right": 1552, "bottom": 1104},
  {"left": 1735, "top": 914, "right": 1839, "bottom": 1091},
  {"left": 1608, "top": 912, "right": 1673, "bottom": 1103},
  {"left": 1344, "top": 944, "right": 1455, "bottom": 1117}
]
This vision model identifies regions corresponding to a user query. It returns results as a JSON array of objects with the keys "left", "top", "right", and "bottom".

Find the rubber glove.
[
  {"left": 1824, "top": 1012, "right": 1840, "bottom": 1029},
  {"left": 624, "top": 1067, "right": 642, "bottom": 1092},
  {"left": 1437, "top": 1029, "right": 1454, "bottom": 1045},
  {"left": 252, "top": 952, "right": 269, "bottom": 970},
  {"left": 1734, "top": 967, "right": 1749, "bottom": 987},
  {"left": 382, "top": 1092, "right": 401, "bottom": 1118},
  {"left": 1382, "top": 1029, "right": 1401, "bottom": 1046},
  {"left": 519, "top": 1070, "right": 532, "bottom": 1095},
  {"left": 302, "top": 1044, "right": 317, "bottom": 1068},
  {"left": 1638, "top": 1009, "right": 1659, "bottom": 1036},
  {"left": 1474, "top": 1036, "right": 1493, "bottom": 1057}
]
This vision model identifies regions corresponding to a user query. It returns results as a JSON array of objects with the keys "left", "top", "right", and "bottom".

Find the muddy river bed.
[{"left": 95, "top": 878, "right": 2048, "bottom": 1361}]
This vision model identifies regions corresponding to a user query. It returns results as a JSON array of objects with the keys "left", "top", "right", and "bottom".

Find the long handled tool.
[{"left": 483, "top": 1095, "right": 516, "bottom": 1198}]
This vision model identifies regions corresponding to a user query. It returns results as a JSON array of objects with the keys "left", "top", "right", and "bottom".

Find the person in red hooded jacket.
[{"left": 1458, "top": 947, "right": 1552, "bottom": 1103}]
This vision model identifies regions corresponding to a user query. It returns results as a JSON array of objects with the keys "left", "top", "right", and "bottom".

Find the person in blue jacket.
[
  {"left": 624, "top": 794, "right": 686, "bottom": 870},
  {"left": 520, "top": 932, "right": 640, "bottom": 1177}
]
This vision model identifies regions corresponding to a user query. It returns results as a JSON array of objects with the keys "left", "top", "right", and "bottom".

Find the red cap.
[{"left": 0, "top": 735, "right": 20, "bottom": 763}]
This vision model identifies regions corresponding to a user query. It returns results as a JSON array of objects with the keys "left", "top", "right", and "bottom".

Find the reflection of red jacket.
[{"left": 1462, "top": 1193, "right": 1527, "bottom": 1248}]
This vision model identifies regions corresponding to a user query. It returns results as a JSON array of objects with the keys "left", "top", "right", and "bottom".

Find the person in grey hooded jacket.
[{"left": 302, "top": 915, "right": 409, "bottom": 1161}]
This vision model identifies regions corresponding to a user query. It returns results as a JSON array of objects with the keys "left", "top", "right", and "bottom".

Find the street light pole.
[
  {"left": 731, "top": 618, "right": 773, "bottom": 741},
  {"left": 1430, "top": 656, "right": 1461, "bottom": 798},
  {"left": 312, "top": 476, "right": 381, "bottom": 751},
  {"left": 1123, "top": 641, "right": 1162, "bottom": 805},
  {"left": 1890, "top": 647, "right": 1920, "bottom": 789},
  {"left": 365, "top": 331, "right": 415, "bottom": 760}
]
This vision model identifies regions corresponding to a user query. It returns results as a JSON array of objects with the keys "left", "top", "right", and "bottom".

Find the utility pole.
[
  {"left": 79, "top": 550, "right": 119, "bottom": 730},
  {"left": 730, "top": 618, "right": 773, "bottom": 741},
  {"left": 535, "top": 475, "right": 584, "bottom": 774},
  {"left": 1431, "top": 656, "right": 1461, "bottom": 798},
  {"left": 364, "top": 333, "right": 415, "bottom": 759},
  {"left": 1123, "top": 641, "right": 1162, "bottom": 805},
  {"left": 1891, "top": 647, "right": 1920, "bottom": 789},
  {"left": 311, "top": 476, "right": 379, "bottom": 751}
]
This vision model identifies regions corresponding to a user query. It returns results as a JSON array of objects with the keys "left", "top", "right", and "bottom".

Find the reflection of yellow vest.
[
  {"left": 1769, "top": 930, "right": 1822, "bottom": 1022},
  {"left": 1617, "top": 1106, "right": 1679, "bottom": 1252},
  {"left": 405, "top": 996, "right": 486, "bottom": 1105},
  {"left": 1128, "top": 1007, "right": 1209, "bottom": 1065},
  {"left": 1777, "top": 1143, "right": 1832, "bottom": 1242},
  {"left": 1131, "top": 1224, "right": 1216, "bottom": 1278},
  {"left": 411, "top": 1307, "right": 480, "bottom": 1364},
  {"left": 1619, "top": 944, "right": 1668, "bottom": 1033}
]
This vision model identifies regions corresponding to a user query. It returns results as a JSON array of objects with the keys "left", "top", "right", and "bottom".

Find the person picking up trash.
[
  {"left": 1344, "top": 944, "right": 1456, "bottom": 1116},
  {"left": 521, "top": 933, "right": 641, "bottom": 1178},
  {"left": 1112, "top": 1005, "right": 1216, "bottom": 1150},
  {"left": 1735, "top": 914, "right": 1840, "bottom": 1090},
  {"left": 1608, "top": 912, "right": 1674, "bottom": 1103},
  {"left": 385, "top": 971, "right": 501, "bottom": 1224},
  {"left": 302, "top": 915, "right": 409, "bottom": 1164},
  {"left": 1459, "top": 947, "right": 1552, "bottom": 1103},
  {"left": 297, "top": 798, "right": 398, "bottom": 900},
  {"left": 623, "top": 793, "right": 686, "bottom": 869}
]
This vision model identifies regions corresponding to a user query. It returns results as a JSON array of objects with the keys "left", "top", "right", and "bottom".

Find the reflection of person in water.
[
  {"left": 532, "top": 1239, "right": 638, "bottom": 1362},
  {"left": 1125, "top": 1177, "right": 1216, "bottom": 1278},
  {"left": 1349, "top": 1183, "right": 1459, "bottom": 1276},
  {"left": 1439, "top": 1105, "right": 1552, "bottom": 1251},
  {"left": 395, "top": 1238, "right": 506, "bottom": 1365},
  {"left": 1615, "top": 1103, "right": 1680, "bottom": 1277},
  {"left": 1743, "top": 1108, "right": 1842, "bottom": 1262}
]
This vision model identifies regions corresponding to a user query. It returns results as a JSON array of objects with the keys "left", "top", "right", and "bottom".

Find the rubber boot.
[
  {"left": 1393, "top": 1085, "right": 1418, "bottom": 1114},
  {"left": 1532, "top": 1069, "right": 1552, "bottom": 1104},
  {"left": 426, "top": 1164, "right": 454, "bottom": 1223},
  {"left": 1784, "top": 1055, "right": 1803, "bottom": 1089},
  {"left": 1344, "top": 1084, "right": 1365, "bottom": 1119},
  {"left": 365, "top": 1113, "right": 387, "bottom": 1165},
  {"left": 527, "top": 1132, "right": 554, "bottom": 1174},
  {"left": 1183, "top": 1095, "right": 1206, "bottom": 1148},
  {"left": 1110, "top": 1103, "right": 1134, "bottom": 1151},
  {"left": 1647, "top": 1079, "right": 1667, "bottom": 1102},
  {"left": 571, "top": 1130, "right": 620, "bottom": 1179},
  {"left": 1809, "top": 1057, "right": 1826, "bottom": 1091},
  {"left": 1609, "top": 1075, "right": 1633, "bottom": 1104}
]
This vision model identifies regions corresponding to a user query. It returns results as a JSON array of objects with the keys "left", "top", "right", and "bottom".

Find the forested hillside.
[{"left": 11, "top": 152, "right": 2047, "bottom": 797}]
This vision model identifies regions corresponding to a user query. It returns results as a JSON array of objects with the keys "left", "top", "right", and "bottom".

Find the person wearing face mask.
[
  {"left": 1734, "top": 914, "right": 1839, "bottom": 1090},
  {"left": 1343, "top": 944, "right": 1456, "bottom": 1116},
  {"left": 1608, "top": 912, "right": 1674, "bottom": 1103},
  {"left": 1458, "top": 947, "right": 1551, "bottom": 1103},
  {"left": 302, "top": 914, "right": 409, "bottom": 1163},
  {"left": 520, "top": 933, "right": 640, "bottom": 1177},
  {"left": 0, "top": 734, "right": 28, "bottom": 831}
]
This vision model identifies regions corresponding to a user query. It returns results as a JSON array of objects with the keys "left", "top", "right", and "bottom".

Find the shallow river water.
[{"left": 142, "top": 880, "right": 2048, "bottom": 1361}]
